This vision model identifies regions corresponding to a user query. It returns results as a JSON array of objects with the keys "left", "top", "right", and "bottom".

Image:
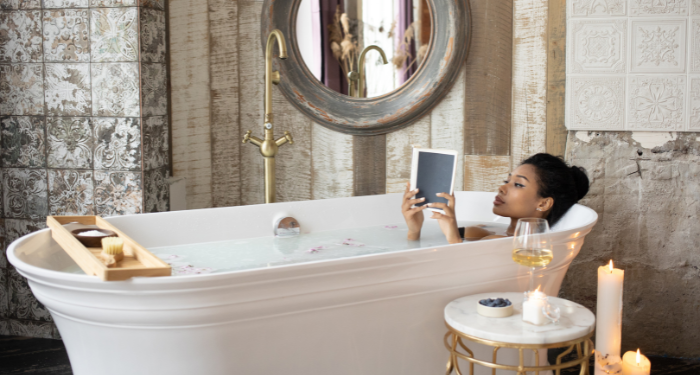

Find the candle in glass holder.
[
  {"left": 522, "top": 287, "right": 548, "bottom": 326},
  {"left": 596, "top": 260, "right": 624, "bottom": 360},
  {"left": 622, "top": 349, "right": 650, "bottom": 375}
]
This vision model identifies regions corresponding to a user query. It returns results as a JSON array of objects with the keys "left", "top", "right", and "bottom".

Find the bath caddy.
[{"left": 47, "top": 216, "right": 171, "bottom": 281}]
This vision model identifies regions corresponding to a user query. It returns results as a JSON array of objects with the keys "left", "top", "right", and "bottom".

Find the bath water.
[{"left": 62, "top": 221, "right": 507, "bottom": 276}]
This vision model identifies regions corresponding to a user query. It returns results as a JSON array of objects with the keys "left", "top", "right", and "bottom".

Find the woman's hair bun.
[{"left": 569, "top": 166, "right": 589, "bottom": 201}]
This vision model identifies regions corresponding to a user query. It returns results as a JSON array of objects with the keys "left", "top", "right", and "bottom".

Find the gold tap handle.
[
  {"left": 276, "top": 131, "right": 294, "bottom": 147},
  {"left": 272, "top": 71, "right": 281, "bottom": 85},
  {"left": 242, "top": 130, "right": 252, "bottom": 143},
  {"left": 242, "top": 130, "right": 263, "bottom": 147}
]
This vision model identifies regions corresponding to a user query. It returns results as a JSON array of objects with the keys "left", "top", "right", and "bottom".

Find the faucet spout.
[
  {"left": 265, "top": 29, "right": 288, "bottom": 124},
  {"left": 357, "top": 45, "right": 388, "bottom": 98}
]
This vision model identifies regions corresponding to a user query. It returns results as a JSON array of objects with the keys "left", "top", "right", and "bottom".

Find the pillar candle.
[
  {"left": 622, "top": 350, "right": 650, "bottom": 375},
  {"left": 522, "top": 288, "right": 548, "bottom": 326},
  {"left": 596, "top": 260, "right": 624, "bottom": 361}
]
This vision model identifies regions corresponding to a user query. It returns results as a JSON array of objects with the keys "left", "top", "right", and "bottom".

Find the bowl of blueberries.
[{"left": 477, "top": 297, "right": 513, "bottom": 318}]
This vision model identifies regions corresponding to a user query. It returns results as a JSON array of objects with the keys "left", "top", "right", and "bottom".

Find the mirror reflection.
[{"left": 296, "top": 0, "right": 432, "bottom": 98}]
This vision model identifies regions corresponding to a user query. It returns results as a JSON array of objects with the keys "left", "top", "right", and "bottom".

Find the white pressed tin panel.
[{"left": 567, "top": 0, "right": 699, "bottom": 131}]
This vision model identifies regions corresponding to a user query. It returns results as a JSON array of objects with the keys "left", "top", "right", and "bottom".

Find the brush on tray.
[{"left": 101, "top": 237, "right": 124, "bottom": 268}]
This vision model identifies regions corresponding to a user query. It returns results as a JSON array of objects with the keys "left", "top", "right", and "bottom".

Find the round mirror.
[
  {"left": 295, "top": 0, "right": 432, "bottom": 98},
  {"left": 262, "top": 0, "right": 470, "bottom": 135}
]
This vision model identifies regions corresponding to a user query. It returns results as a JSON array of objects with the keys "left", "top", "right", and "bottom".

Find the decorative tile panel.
[
  {"left": 0, "top": 0, "right": 41, "bottom": 10},
  {"left": 4, "top": 218, "right": 45, "bottom": 245},
  {"left": 43, "top": 0, "right": 88, "bottom": 7},
  {"left": 8, "top": 319, "right": 56, "bottom": 339},
  {"left": 47, "top": 116, "right": 93, "bottom": 169},
  {"left": 569, "top": 0, "right": 626, "bottom": 17},
  {"left": 140, "top": 8, "right": 165, "bottom": 63},
  {"left": 0, "top": 220, "right": 6, "bottom": 268},
  {"left": 2, "top": 168, "right": 47, "bottom": 220},
  {"left": 567, "top": 76, "right": 625, "bottom": 129},
  {"left": 140, "top": 0, "right": 163, "bottom": 10},
  {"left": 91, "top": 63, "right": 139, "bottom": 116},
  {"left": 630, "top": 20, "right": 686, "bottom": 73},
  {"left": 0, "top": 64, "right": 44, "bottom": 115},
  {"left": 94, "top": 170, "right": 141, "bottom": 216},
  {"left": 0, "top": 269, "right": 8, "bottom": 316},
  {"left": 90, "top": 7, "right": 138, "bottom": 63},
  {"left": 628, "top": 75, "right": 686, "bottom": 130},
  {"left": 42, "top": 9, "right": 90, "bottom": 62},
  {"left": 44, "top": 63, "right": 91, "bottom": 115},
  {"left": 694, "top": 0, "right": 700, "bottom": 14},
  {"left": 89, "top": 0, "right": 136, "bottom": 7},
  {"left": 93, "top": 117, "right": 140, "bottom": 170},
  {"left": 144, "top": 166, "right": 168, "bottom": 213},
  {"left": 143, "top": 115, "right": 168, "bottom": 170},
  {"left": 688, "top": 77, "right": 700, "bottom": 130},
  {"left": 141, "top": 63, "right": 167, "bottom": 116},
  {"left": 48, "top": 169, "right": 93, "bottom": 215},
  {"left": 631, "top": 0, "right": 688, "bottom": 15},
  {"left": 8, "top": 266, "right": 51, "bottom": 321},
  {"left": 1, "top": 116, "right": 45, "bottom": 168},
  {"left": 690, "top": 19, "right": 700, "bottom": 72},
  {"left": 0, "top": 11, "right": 42, "bottom": 63},
  {"left": 568, "top": 19, "right": 626, "bottom": 74}
]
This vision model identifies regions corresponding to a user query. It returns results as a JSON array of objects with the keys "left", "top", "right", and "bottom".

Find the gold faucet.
[
  {"left": 242, "top": 29, "right": 294, "bottom": 204},
  {"left": 348, "top": 45, "right": 388, "bottom": 98}
]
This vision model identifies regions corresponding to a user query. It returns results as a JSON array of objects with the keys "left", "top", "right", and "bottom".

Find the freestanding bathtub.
[{"left": 8, "top": 192, "right": 597, "bottom": 375}]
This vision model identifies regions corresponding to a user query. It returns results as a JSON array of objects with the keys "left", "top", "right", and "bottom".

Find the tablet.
[{"left": 409, "top": 148, "right": 458, "bottom": 213}]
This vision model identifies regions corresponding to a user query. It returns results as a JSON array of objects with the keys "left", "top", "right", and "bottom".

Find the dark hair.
[{"left": 520, "top": 153, "right": 589, "bottom": 226}]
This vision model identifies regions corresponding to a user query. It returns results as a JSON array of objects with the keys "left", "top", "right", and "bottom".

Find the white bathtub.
[{"left": 8, "top": 192, "right": 597, "bottom": 375}]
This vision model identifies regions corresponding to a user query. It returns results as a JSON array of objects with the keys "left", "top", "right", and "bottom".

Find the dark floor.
[{"left": 1, "top": 336, "right": 700, "bottom": 374}]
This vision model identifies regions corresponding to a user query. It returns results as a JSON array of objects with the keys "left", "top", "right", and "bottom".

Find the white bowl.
[{"left": 476, "top": 299, "right": 514, "bottom": 318}]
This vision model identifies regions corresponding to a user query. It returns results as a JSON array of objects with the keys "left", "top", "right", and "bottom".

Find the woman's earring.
[{"left": 537, "top": 208, "right": 543, "bottom": 211}]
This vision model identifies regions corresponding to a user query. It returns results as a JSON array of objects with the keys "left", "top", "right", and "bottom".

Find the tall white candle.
[
  {"left": 622, "top": 349, "right": 651, "bottom": 375},
  {"left": 596, "top": 260, "right": 624, "bottom": 363}
]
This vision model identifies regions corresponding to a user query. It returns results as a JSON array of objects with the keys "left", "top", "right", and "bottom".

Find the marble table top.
[{"left": 445, "top": 292, "right": 595, "bottom": 345}]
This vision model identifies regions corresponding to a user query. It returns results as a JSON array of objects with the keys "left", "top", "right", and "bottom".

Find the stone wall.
[
  {"left": 562, "top": 130, "right": 700, "bottom": 357},
  {"left": 0, "top": 0, "right": 171, "bottom": 338}
]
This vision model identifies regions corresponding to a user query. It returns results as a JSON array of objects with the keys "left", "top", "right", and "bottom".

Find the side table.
[{"left": 444, "top": 292, "right": 595, "bottom": 375}]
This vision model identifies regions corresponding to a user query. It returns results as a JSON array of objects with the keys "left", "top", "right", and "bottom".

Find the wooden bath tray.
[{"left": 47, "top": 216, "right": 171, "bottom": 281}]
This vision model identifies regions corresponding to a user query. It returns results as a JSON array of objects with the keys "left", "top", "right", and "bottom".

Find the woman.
[{"left": 401, "top": 153, "right": 590, "bottom": 243}]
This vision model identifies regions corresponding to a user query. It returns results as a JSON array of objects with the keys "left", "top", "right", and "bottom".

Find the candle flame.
[
  {"left": 536, "top": 286, "right": 541, "bottom": 292},
  {"left": 609, "top": 260, "right": 614, "bottom": 272},
  {"left": 637, "top": 349, "right": 641, "bottom": 365}
]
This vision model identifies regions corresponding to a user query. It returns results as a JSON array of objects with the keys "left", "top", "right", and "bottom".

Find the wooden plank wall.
[{"left": 169, "top": 0, "right": 563, "bottom": 208}]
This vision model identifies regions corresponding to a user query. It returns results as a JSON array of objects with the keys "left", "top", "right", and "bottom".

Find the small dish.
[
  {"left": 71, "top": 228, "right": 118, "bottom": 248},
  {"left": 476, "top": 298, "right": 514, "bottom": 318}
]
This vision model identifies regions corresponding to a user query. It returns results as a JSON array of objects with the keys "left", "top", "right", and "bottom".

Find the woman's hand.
[
  {"left": 402, "top": 183, "right": 428, "bottom": 240},
  {"left": 428, "top": 193, "right": 462, "bottom": 244}
]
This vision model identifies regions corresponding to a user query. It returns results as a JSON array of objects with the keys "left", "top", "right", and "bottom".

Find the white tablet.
[{"left": 409, "top": 148, "right": 458, "bottom": 213}]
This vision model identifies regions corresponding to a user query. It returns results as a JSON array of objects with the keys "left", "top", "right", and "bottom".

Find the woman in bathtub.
[{"left": 401, "top": 153, "right": 590, "bottom": 243}]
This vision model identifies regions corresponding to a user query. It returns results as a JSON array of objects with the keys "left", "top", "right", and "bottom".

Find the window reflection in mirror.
[{"left": 296, "top": 0, "right": 432, "bottom": 98}]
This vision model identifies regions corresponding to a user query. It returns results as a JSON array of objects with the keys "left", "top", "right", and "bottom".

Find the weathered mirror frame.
[{"left": 261, "top": 0, "right": 471, "bottom": 135}]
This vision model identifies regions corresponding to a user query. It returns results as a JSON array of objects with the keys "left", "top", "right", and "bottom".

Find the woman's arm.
[
  {"left": 401, "top": 183, "right": 428, "bottom": 240},
  {"left": 427, "top": 193, "right": 462, "bottom": 244}
]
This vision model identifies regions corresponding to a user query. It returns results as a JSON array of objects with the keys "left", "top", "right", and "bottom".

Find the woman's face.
[{"left": 492, "top": 164, "right": 551, "bottom": 220}]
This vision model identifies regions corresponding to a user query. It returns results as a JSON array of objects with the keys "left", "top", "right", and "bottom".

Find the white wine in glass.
[{"left": 511, "top": 218, "right": 553, "bottom": 290}]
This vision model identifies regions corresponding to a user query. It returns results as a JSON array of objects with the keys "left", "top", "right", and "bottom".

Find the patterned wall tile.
[
  {"left": 139, "top": 0, "right": 163, "bottom": 10},
  {"left": 694, "top": 0, "right": 700, "bottom": 14},
  {"left": 93, "top": 117, "right": 140, "bottom": 170},
  {"left": 8, "top": 266, "right": 51, "bottom": 321},
  {"left": 1, "top": 116, "right": 45, "bottom": 168},
  {"left": 8, "top": 319, "right": 56, "bottom": 339},
  {"left": 688, "top": 77, "right": 700, "bottom": 130},
  {"left": 567, "top": 76, "right": 625, "bottom": 130},
  {"left": 0, "top": 319, "right": 8, "bottom": 336},
  {"left": 5, "top": 218, "right": 46, "bottom": 245},
  {"left": 630, "top": 19, "right": 686, "bottom": 73},
  {"left": 91, "top": 63, "right": 139, "bottom": 117},
  {"left": 0, "top": 0, "right": 41, "bottom": 10},
  {"left": 628, "top": 75, "right": 686, "bottom": 130},
  {"left": 48, "top": 169, "right": 93, "bottom": 215},
  {"left": 0, "top": 64, "right": 44, "bottom": 115},
  {"left": 47, "top": 116, "right": 93, "bottom": 169},
  {"left": 2, "top": 168, "right": 47, "bottom": 220},
  {"left": 568, "top": 19, "right": 626, "bottom": 74},
  {"left": 94, "top": 170, "right": 141, "bottom": 216},
  {"left": 43, "top": 0, "right": 88, "bottom": 7},
  {"left": 631, "top": 0, "right": 687, "bottom": 15},
  {"left": 0, "top": 219, "right": 6, "bottom": 268},
  {"left": 143, "top": 115, "right": 168, "bottom": 170},
  {"left": 141, "top": 63, "right": 166, "bottom": 116},
  {"left": 690, "top": 19, "right": 700, "bottom": 73},
  {"left": 0, "top": 11, "right": 42, "bottom": 63},
  {"left": 89, "top": 0, "right": 136, "bottom": 7},
  {"left": 0, "top": 268, "right": 8, "bottom": 317},
  {"left": 42, "top": 9, "right": 89, "bottom": 63},
  {"left": 44, "top": 63, "right": 91, "bottom": 116},
  {"left": 144, "top": 166, "right": 168, "bottom": 213},
  {"left": 90, "top": 7, "right": 138, "bottom": 62},
  {"left": 569, "top": 0, "right": 626, "bottom": 17},
  {"left": 140, "top": 8, "right": 165, "bottom": 63}
]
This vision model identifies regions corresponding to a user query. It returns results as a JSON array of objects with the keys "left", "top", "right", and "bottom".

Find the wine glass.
[{"left": 511, "top": 218, "right": 553, "bottom": 292}]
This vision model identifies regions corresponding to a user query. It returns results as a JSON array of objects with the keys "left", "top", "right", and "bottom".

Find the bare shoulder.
[{"left": 463, "top": 226, "right": 494, "bottom": 241}]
